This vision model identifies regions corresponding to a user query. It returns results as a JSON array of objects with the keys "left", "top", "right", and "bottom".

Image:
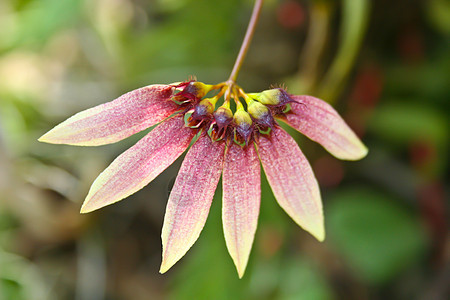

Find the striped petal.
[
  {"left": 257, "top": 127, "right": 324, "bottom": 241},
  {"left": 223, "top": 143, "right": 260, "bottom": 278},
  {"left": 282, "top": 95, "right": 368, "bottom": 160},
  {"left": 160, "top": 135, "right": 225, "bottom": 273},
  {"left": 39, "top": 85, "right": 180, "bottom": 146},
  {"left": 80, "top": 115, "right": 194, "bottom": 213}
]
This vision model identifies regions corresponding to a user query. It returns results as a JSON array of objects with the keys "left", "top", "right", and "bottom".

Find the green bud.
[
  {"left": 198, "top": 98, "right": 215, "bottom": 114},
  {"left": 247, "top": 100, "right": 270, "bottom": 119},
  {"left": 248, "top": 88, "right": 292, "bottom": 106},
  {"left": 233, "top": 108, "right": 253, "bottom": 145},
  {"left": 177, "top": 81, "right": 212, "bottom": 99},
  {"left": 191, "top": 82, "right": 212, "bottom": 98},
  {"left": 233, "top": 109, "right": 252, "bottom": 127},
  {"left": 214, "top": 106, "right": 233, "bottom": 127}
]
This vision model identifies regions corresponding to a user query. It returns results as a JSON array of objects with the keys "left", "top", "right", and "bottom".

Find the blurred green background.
[{"left": 0, "top": 0, "right": 448, "bottom": 299}]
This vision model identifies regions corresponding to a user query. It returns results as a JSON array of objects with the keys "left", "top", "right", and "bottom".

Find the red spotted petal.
[
  {"left": 80, "top": 115, "right": 194, "bottom": 213},
  {"left": 257, "top": 127, "right": 324, "bottom": 241},
  {"left": 160, "top": 135, "right": 225, "bottom": 273},
  {"left": 39, "top": 85, "right": 180, "bottom": 146},
  {"left": 283, "top": 95, "right": 368, "bottom": 160},
  {"left": 223, "top": 143, "right": 260, "bottom": 278}
]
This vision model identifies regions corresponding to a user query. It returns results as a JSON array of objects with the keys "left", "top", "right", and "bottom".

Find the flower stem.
[{"left": 228, "top": 0, "right": 264, "bottom": 83}]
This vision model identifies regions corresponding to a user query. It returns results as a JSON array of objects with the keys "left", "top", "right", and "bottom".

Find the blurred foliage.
[
  {"left": 327, "top": 188, "right": 427, "bottom": 285},
  {"left": 0, "top": 0, "right": 448, "bottom": 299},
  {"left": 317, "top": 0, "right": 370, "bottom": 102}
]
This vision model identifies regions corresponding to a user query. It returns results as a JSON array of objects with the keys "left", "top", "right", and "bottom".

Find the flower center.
[{"left": 171, "top": 81, "right": 296, "bottom": 146}]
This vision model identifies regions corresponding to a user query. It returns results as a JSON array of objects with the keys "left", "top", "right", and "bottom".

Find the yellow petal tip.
[
  {"left": 79, "top": 200, "right": 97, "bottom": 214},
  {"left": 311, "top": 227, "right": 325, "bottom": 242},
  {"left": 37, "top": 134, "right": 50, "bottom": 143},
  {"left": 354, "top": 144, "right": 369, "bottom": 160},
  {"left": 315, "top": 232, "right": 326, "bottom": 242},
  {"left": 361, "top": 145, "right": 369, "bottom": 158},
  {"left": 159, "top": 260, "right": 172, "bottom": 274},
  {"left": 79, "top": 206, "right": 92, "bottom": 214},
  {"left": 37, "top": 133, "right": 66, "bottom": 145},
  {"left": 230, "top": 257, "right": 248, "bottom": 279},
  {"left": 350, "top": 141, "right": 369, "bottom": 161}
]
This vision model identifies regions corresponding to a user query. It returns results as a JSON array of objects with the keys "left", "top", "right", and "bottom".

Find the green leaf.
[
  {"left": 369, "top": 101, "right": 448, "bottom": 147},
  {"left": 1, "top": 278, "right": 25, "bottom": 300},
  {"left": 317, "top": 0, "right": 371, "bottom": 102},
  {"left": 426, "top": 0, "right": 450, "bottom": 34},
  {"left": 121, "top": 0, "right": 242, "bottom": 84},
  {"left": 0, "top": 251, "right": 50, "bottom": 300},
  {"left": 327, "top": 187, "right": 427, "bottom": 284},
  {"left": 278, "top": 258, "right": 332, "bottom": 300},
  {"left": 4, "top": 0, "right": 82, "bottom": 50}
]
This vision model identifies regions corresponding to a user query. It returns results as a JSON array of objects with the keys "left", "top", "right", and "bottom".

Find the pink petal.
[
  {"left": 80, "top": 115, "right": 194, "bottom": 213},
  {"left": 222, "top": 143, "right": 260, "bottom": 278},
  {"left": 160, "top": 135, "right": 225, "bottom": 273},
  {"left": 39, "top": 85, "right": 180, "bottom": 146},
  {"left": 256, "top": 127, "right": 324, "bottom": 241},
  {"left": 282, "top": 95, "right": 368, "bottom": 160}
]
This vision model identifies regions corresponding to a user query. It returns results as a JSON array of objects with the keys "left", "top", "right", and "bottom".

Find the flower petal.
[
  {"left": 223, "top": 143, "right": 260, "bottom": 278},
  {"left": 160, "top": 135, "right": 225, "bottom": 273},
  {"left": 256, "top": 127, "right": 324, "bottom": 241},
  {"left": 282, "top": 95, "right": 368, "bottom": 160},
  {"left": 39, "top": 85, "right": 180, "bottom": 146},
  {"left": 80, "top": 115, "right": 194, "bottom": 213}
]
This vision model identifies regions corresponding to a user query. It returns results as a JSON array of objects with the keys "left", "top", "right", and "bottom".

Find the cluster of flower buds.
[{"left": 172, "top": 81, "right": 297, "bottom": 146}]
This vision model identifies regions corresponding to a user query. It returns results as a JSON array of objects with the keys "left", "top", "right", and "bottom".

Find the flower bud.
[
  {"left": 174, "top": 81, "right": 212, "bottom": 101},
  {"left": 214, "top": 106, "right": 233, "bottom": 129},
  {"left": 187, "top": 81, "right": 212, "bottom": 99},
  {"left": 248, "top": 88, "right": 292, "bottom": 106},
  {"left": 234, "top": 109, "right": 252, "bottom": 127},
  {"left": 247, "top": 101, "right": 269, "bottom": 119},
  {"left": 233, "top": 109, "right": 253, "bottom": 145},
  {"left": 247, "top": 100, "right": 274, "bottom": 129},
  {"left": 211, "top": 106, "right": 233, "bottom": 141},
  {"left": 191, "top": 98, "right": 215, "bottom": 119}
]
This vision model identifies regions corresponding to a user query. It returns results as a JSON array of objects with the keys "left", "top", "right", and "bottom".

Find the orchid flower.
[{"left": 38, "top": 0, "right": 367, "bottom": 278}]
